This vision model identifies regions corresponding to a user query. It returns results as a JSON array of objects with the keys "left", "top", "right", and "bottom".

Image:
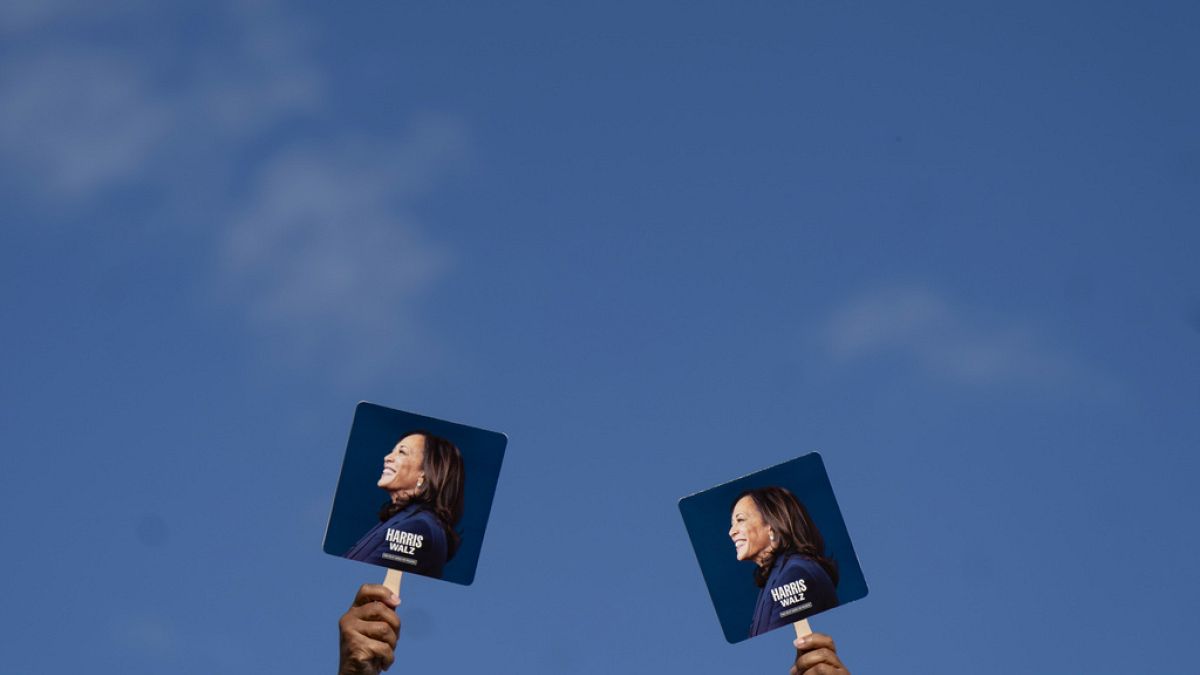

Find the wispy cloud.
[
  {"left": 0, "top": 0, "right": 93, "bottom": 35},
  {"left": 1, "top": 1, "right": 465, "bottom": 376},
  {"left": 109, "top": 611, "right": 181, "bottom": 658},
  {"left": 0, "top": 50, "right": 171, "bottom": 195},
  {"left": 0, "top": 2, "right": 321, "bottom": 198},
  {"left": 823, "top": 286, "right": 1104, "bottom": 390},
  {"left": 220, "top": 119, "right": 465, "bottom": 374}
]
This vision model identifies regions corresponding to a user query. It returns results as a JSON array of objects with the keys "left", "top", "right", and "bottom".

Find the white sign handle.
[
  {"left": 383, "top": 568, "right": 403, "bottom": 598},
  {"left": 793, "top": 619, "right": 812, "bottom": 639}
]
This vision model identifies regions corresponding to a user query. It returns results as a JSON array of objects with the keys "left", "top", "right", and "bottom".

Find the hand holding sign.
[
  {"left": 338, "top": 584, "right": 401, "bottom": 675},
  {"left": 325, "top": 402, "right": 508, "bottom": 671},
  {"left": 790, "top": 632, "right": 851, "bottom": 675}
]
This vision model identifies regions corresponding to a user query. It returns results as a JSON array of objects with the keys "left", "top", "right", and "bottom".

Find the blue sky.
[{"left": 2, "top": 1, "right": 1198, "bottom": 672}]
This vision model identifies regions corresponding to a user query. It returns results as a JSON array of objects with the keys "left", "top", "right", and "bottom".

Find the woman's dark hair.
[
  {"left": 379, "top": 430, "right": 466, "bottom": 559},
  {"left": 732, "top": 486, "right": 838, "bottom": 588}
]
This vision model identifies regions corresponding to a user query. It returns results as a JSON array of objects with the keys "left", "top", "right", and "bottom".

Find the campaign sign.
[
  {"left": 323, "top": 402, "right": 507, "bottom": 586},
  {"left": 678, "top": 453, "right": 868, "bottom": 643}
]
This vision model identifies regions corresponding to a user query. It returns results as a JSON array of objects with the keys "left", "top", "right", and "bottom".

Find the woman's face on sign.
[
  {"left": 729, "top": 495, "right": 773, "bottom": 563},
  {"left": 378, "top": 434, "right": 426, "bottom": 494}
]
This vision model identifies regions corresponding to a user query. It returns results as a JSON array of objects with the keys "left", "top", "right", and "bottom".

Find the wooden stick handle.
[
  {"left": 793, "top": 619, "right": 812, "bottom": 639},
  {"left": 383, "top": 568, "right": 403, "bottom": 597}
]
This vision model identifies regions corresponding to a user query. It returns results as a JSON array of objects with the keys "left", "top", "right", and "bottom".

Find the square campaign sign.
[
  {"left": 323, "top": 402, "right": 507, "bottom": 586},
  {"left": 678, "top": 453, "right": 868, "bottom": 643}
]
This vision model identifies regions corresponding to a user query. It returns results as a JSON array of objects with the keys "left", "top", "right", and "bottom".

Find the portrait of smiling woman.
[
  {"left": 730, "top": 486, "right": 839, "bottom": 637},
  {"left": 345, "top": 430, "right": 466, "bottom": 579}
]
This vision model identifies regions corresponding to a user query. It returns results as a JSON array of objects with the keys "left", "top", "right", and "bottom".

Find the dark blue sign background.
[
  {"left": 323, "top": 402, "right": 507, "bottom": 586},
  {"left": 678, "top": 453, "right": 868, "bottom": 643}
]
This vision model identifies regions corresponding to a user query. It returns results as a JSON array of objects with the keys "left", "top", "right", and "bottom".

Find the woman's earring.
[
  {"left": 417, "top": 477, "right": 424, "bottom": 489},
  {"left": 769, "top": 532, "right": 775, "bottom": 542}
]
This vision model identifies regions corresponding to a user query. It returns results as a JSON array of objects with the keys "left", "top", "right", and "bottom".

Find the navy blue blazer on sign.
[
  {"left": 345, "top": 503, "right": 450, "bottom": 578},
  {"left": 749, "top": 553, "right": 838, "bottom": 637}
]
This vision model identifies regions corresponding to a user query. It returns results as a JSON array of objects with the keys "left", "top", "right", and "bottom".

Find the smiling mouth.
[{"left": 380, "top": 466, "right": 396, "bottom": 479}]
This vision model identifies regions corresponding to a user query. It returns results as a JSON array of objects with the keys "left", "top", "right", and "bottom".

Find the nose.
[{"left": 728, "top": 524, "right": 738, "bottom": 538}]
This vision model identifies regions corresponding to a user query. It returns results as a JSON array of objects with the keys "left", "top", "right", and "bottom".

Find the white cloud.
[
  {"left": 0, "top": 0, "right": 94, "bottom": 34},
  {"left": 824, "top": 287, "right": 1100, "bottom": 389},
  {"left": 220, "top": 118, "right": 466, "bottom": 373},
  {"left": 0, "top": 50, "right": 171, "bottom": 195},
  {"left": 109, "top": 611, "right": 180, "bottom": 657},
  {"left": 0, "top": 1, "right": 464, "bottom": 375},
  {"left": 186, "top": 1, "right": 322, "bottom": 137},
  {"left": 0, "top": 0, "right": 321, "bottom": 197}
]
